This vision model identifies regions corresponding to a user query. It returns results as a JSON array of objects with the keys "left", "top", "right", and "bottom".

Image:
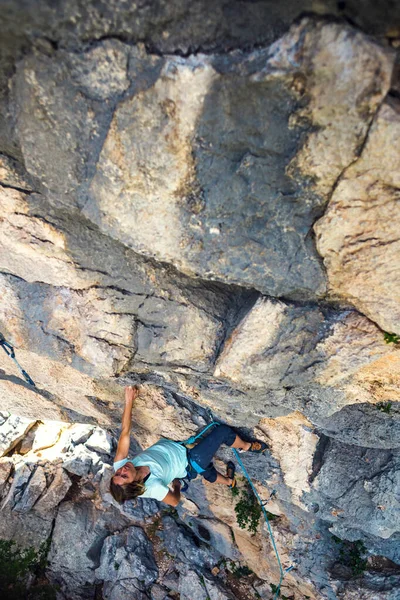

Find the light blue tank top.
[{"left": 113, "top": 439, "right": 188, "bottom": 501}]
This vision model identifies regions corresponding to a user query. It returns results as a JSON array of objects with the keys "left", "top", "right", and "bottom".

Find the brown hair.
[{"left": 110, "top": 479, "right": 146, "bottom": 504}]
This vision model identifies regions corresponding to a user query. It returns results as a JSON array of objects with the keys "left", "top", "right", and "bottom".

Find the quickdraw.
[{"left": 0, "top": 332, "right": 35, "bottom": 387}]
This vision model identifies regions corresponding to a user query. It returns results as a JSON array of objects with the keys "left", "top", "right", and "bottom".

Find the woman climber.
[{"left": 110, "top": 386, "right": 268, "bottom": 506}]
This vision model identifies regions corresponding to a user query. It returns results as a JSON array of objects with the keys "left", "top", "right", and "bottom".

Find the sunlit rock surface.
[
  {"left": 315, "top": 100, "right": 400, "bottom": 335},
  {"left": 0, "top": 4, "right": 400, "bottom": 600}
]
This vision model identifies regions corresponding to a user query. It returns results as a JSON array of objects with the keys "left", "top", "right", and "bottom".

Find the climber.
[{"left": 110, "top": 386, "right": 268, "bottom": 506}]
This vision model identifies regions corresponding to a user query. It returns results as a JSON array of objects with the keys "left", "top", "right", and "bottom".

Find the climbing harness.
[
  {"left": 0, "top": 332, "right": 35, "bottom": 387},
  {"left": 180, "top": 420, "right": 294, "bottom": 600}
]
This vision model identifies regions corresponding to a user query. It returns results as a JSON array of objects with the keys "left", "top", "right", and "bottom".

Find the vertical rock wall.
[{"left": 0, "top": 2, "right": 400, "bottom": 599}]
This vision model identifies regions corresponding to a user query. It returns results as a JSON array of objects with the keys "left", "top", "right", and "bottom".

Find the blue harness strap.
[
  {"left": 181, "top": 421, "right": 220, "bottom": 475},
  {"left": 189, "top": 459, "right": 206, "bottom": 474},
  {"left": 0, "top": 332, "right": 35, "bottom": 387},
  {"left": 179, "top": 420, "right": 294, "bottom": 599},
  {"left": 182, "top": 421, "right": 220, "bottom": 446}
]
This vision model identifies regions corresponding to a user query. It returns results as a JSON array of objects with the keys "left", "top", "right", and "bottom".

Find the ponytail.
[{"left": 110, "top": 479, "right": 146, "bottom": 504}]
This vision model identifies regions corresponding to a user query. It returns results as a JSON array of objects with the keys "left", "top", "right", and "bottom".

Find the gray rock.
[
  {"left": 13, "top": 49, "right": 112, "bottom": 209},
  {"left": 338, "top": 570, "right": 400, "bottom": 600},
  {"left": 128, "top": 45, "right": 164, "bottom": 96},
  {"left": 179, "top": 569, "right": 208, "bottom": 600},
  {"left": 204, "top": 577, "right": 236, "bottom": 600},
  {"left": 103, "top": 581, "right": 149, "bottom": 600},
  {"left": 252, "top": 580, "right": 273, "bottom": 600},
  {"left": 0, "top": 502, "right": 53, "bottom": 550},
  {"left": 34, "top": 466, "right": 71, "bottom": 514},
  {"left": 0, "top": 5, "right": 400, "bottom": 600},
  {"left": 307, "top": 442, "right": 399, "bottom": 540},
  {"left": 0, "top": 153, "right": 33, "bottom": 191},
  {"left": 2, "top": 1, "right": 400, "bottom": 73},
  {"left": 1, "top": 461, "right": 32, "bottom": 509},
  {"left": 0, "top": 199, "right": 243, "bottom": 381},
  {"left": 150, "top": 583, "right": 169, "bottom": 600},
  {"left": 85, "top": 428, "right": 113, "bottom": 455},
  {"left": 67, "top": 40, "right": 130, "bottom": 101},
  {"left": 68, "top": 424, "right": 95, "bottom": 446},
  {"left": 49, "top": 499, "right": 132, "bottom": 599},
  {"left": 215, "top": 297, "right": 327, "bottom": 390},
  {"left": 86, "top": 46, "right": 325, "bottom": 299},
  {"left": 121, "top": 497, "right": 161, "bottom": 523},
  {"left": 85, "top": 20, "right": 392, "bottom": 300},
  {"left": 182, "top": 516, "right": 239, "bottom": 561},
  {"left": 0, "top": 414, "right": 36, "bottom": 456},
  {"left": 63, "top": 444, "right": 100, "bottom": 476},
  {"left": 135, "top": 296, "right": 224, "bottom": 371},
  {"left": 0, "top": 457, "right": 13, "bottom": 497},
  {"left": 319, "top": 403, "right": 400, "bottom": 450},
  {"left": 96, "top": 525, "right": 158, "bottom": 592},
  {"left": 160, "top": 515, "right": 220, "bottom": 568},
  {"left": 13, "top": 465, "right": 46, "bottom": 513},
  {"left": 162, "top": 570, "right": 180, "bottom": 593}
]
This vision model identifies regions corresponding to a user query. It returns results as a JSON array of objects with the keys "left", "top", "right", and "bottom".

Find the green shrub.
[
  {"left": 0, "top": 538, "right": 56, "bottom": 600},
  {"left": 383, "top": 332, "right": 400, "bottom": 344},
  {"left": 265, "top": 510, "right": 278, "bottom": 521},
  {"left": 234, "top": 486, "right": 262, "bottom": 535},
  {"left": 231, "top": 485, "right": 239, "bottom": 498},
  {"left": 376, "top": 402, "right": 392, "bottom": 414},
  {"left": 333, "top": 537, "right": 368, "bottom": 576},
  {"left": 229, "top": 561, "right": 253, "bottom": 578}
]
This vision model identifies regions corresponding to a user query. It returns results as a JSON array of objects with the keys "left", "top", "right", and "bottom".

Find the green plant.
[
  {"left": 383, "top": 332, "right": 400, "bottom": 344},
  {"left": 0, "top": 539, "right": 56, "bottom": 600},
  {"left": 231, "top": 485, "right": 239, "bottom": 497},
  {"left": 29, "top": 584, "right": 58, "bottom": 600},
  {"left": 229, "top": 561, "right": 253, "bottom": 579},
  {"left": 234, "top": 486, "right": 261, "bottom": 535},
  {"left": 265, "top": 510, "right": 278, "bottom": 521},
  {"left": 376, "top": 401, "right": 392, "bottom": 414},
  {"left": 334, "top": 538, "right": 367, "bottom": 576}
]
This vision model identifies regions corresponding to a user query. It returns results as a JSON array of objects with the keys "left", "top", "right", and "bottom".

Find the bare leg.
[
  {"left": 213, "top": 472, "right": 234, "bottom": 486},
  {"left": 230, "top": 435, "right": 251, "bottom": 451}
]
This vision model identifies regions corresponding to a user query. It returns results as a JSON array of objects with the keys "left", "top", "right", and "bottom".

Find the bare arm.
[
  {"left": 114, "top": 386, "right": 139, "bottom": 463},
  {"left": 162, "top": 480, "right": 181, "bottom": 507}
]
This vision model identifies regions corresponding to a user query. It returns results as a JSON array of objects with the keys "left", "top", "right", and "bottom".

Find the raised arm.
[{"left": 114, "top": 386, "right": 140, "bottom": 462}]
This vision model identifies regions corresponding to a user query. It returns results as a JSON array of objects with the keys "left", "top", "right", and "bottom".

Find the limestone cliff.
[{"left": 0, "top": 2, "right": 399, "bottom": 600}]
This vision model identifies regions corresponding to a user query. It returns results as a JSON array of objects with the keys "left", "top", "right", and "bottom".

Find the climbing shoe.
[
  {"left": 226, "top": 461, "right": 236, "bottom": 489},
  {"left": 247, "top": 440, "right": 269, "bottom": 454}
]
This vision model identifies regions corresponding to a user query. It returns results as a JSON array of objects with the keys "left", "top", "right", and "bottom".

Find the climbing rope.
[
  {"left": 233, "top": 448, "right": 294, "bottom": 599},
  {"left": 181, "top": 421, "right": 294, "bottom": 600},
  {"left": 0, "top": 332, "right": 35, "bottom": 387}
]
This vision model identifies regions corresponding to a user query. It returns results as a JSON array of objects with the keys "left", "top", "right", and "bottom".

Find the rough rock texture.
[
  {"left": 0, "top": 412, "right": 36, "bottom": 456},
  {"left": 315, "top": 99, "right": 400, "bottom": 334},
  {"left": 83, "top": 19, "right": 393, "bottom": 298},
  {"left": 0, "top": 4, "right": 400, "bottom": 600}
]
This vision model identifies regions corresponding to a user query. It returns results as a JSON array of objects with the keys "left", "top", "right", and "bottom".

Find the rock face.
[
  {"left": 0, "top": 3, "right": 400, "bottom": 600},
  {"left": 315, "top": 99, "right": 400, "bottom": 334}
]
